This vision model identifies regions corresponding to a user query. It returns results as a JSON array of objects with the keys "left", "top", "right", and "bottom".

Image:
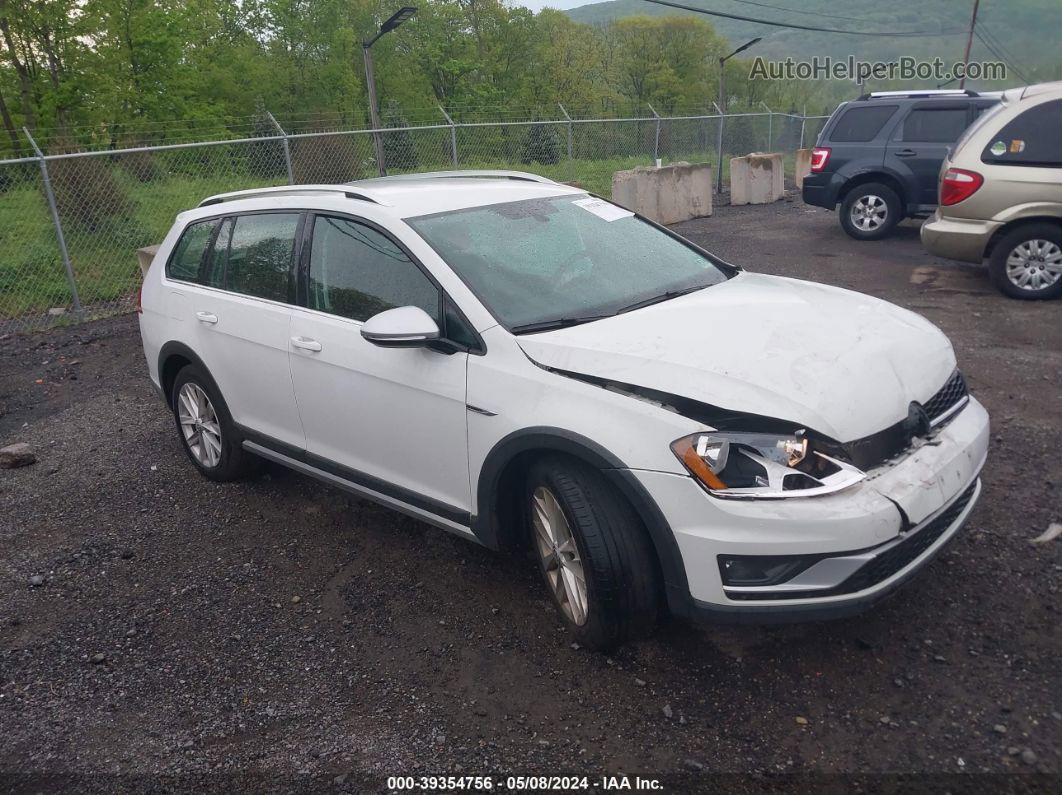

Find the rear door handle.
[
  {"left": 291, "top": 336, "right": 322, "bottom": 352},
  {"left": 195, "top": 311, "right": 218, "bottom": 324},
  {"left": 896, "top": 149, "right": 917, "bottom": 157}
]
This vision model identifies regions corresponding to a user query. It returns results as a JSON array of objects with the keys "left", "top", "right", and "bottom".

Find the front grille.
[
  {"left": 832, "top": 370, "right": 969, "bottom": 471},
  {"left": 728, "top": 480, "right": 979, "bottom": 601},
  {"left": 924, "top": 370, "right": 968, "bottom": 423}
]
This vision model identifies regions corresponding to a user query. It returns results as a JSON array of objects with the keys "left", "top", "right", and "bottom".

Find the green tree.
[{"left": 382, "top": 99, "right": 417, "bottom": 172}]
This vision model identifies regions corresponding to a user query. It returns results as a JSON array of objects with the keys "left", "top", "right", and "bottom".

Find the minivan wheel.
[
  {"left": 989, "top": 224, "right": 1062, "bottom": 300},
  {"left": 171, "top": 365, "right": 260, "bottom": 482},
  {"left": 526, "top": 457, "right": 659, "bottom": 651},
  {"left": 839, "top": 183, "right": 901, "bottom": 240}
]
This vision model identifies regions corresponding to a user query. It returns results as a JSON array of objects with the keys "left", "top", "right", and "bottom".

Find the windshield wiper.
[
  {"left": 615, "top": 283, "right": 710, "bottom": 314},
  {"left": 510, "top": 314, "right": 612, "bottom": 334}
]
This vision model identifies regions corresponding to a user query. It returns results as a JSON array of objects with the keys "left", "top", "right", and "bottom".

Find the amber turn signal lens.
[{"left": 671, "top": 437, "right": 727, "bottom": 490}]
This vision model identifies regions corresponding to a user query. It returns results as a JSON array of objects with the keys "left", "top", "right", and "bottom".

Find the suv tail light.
[
  {"left": 136, "top": 283, "right": 144, "bottom": 314},
  {"left": 810, "top": 147, "right": 831, "bottom": 173},
  {"left": 940, "top": 168, "right": 983, "bottom": 206}
]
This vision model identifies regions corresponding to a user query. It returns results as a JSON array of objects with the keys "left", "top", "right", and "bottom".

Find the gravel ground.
[{"left": 1, "top": 197, "right": 1059, "bottom": 793}]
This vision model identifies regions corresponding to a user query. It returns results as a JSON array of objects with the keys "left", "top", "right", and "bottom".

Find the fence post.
[
  {"left": 266, "top": 111, "right": 294, "bottom": 185},
  {"left": 558, "top": 103, "right": 573, "bottom": 162},
  {"left": 24, "top": 127, "right": 82, "bottom": 315},
  {"left": 713, "top": 102, "right": 725, "bottom": 194},
  {"left": 557, "top": 103, "right": 574, "bottom": 182},
  {"left": 438, "top": 105, "right": 458, "bottom": 168},
  {"left": 799, "top": 103, "right": 807, "bottom": 151},
  {"left": 647, "top": 103, "right": 661, "bottom": 163},
  {"left": 761, "top": 102, "right": 773, "bottom": 151}
]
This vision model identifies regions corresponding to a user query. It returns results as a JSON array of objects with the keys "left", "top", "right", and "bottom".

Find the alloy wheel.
[
  {"left": 177, "top": 382, "right": 223, "bottom": 468},
  {"left": 1005, "top": 239, "right": 1062, "bottom": 292},
  {"left": 850, "top": 194, "right": 888, "bottom": 232},
  {"left": 531, "top": 486, "right": 589, "bottom": 626}
]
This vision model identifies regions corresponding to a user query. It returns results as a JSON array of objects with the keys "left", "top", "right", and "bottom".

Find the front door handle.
[
  {"left": 895, "top": 148, "right": 917, "bottom": 157},
  {"left": 195, "top": 311, "right": 218, "bottom": 324},
  {"left": 291, "top": 336, "right": 323, "bottom": 352}
]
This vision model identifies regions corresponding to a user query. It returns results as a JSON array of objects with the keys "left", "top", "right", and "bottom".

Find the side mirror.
[{"left": 360, "top": 306, "right": 440, "bottom": 348}]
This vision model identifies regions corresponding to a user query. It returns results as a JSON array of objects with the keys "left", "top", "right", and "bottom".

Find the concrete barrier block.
[
  {"left": 729, "top": 152, "right": 784, "bottom": 205},
  {"left": 611, "top": 162, "right": 712, "bottom": 224},
  {"left": 794, "top": 148, "right": 813, "bottom": 189},
  {"left": 137, "top": 244, "right": 160, "bottom": 276}
]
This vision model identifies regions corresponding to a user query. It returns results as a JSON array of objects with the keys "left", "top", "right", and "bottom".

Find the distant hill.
[{"left": 565, "top": 0, "right": 1060, "bottom": 87}]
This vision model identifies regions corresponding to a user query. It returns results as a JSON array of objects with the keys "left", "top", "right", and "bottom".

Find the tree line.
[{"left": 0, "top": 0, "right": 838, "bottom": 157}]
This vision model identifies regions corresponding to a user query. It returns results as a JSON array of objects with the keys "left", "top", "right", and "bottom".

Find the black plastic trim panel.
[{"left": 237, "top": 425, "right": 471, "bottom": 528}]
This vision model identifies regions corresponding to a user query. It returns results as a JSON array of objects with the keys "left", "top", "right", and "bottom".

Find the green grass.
[
  {"left": 0, "top": 170, "right": 281, "bottom": 320},
  {"left": 0, "top": 149, "right": 798, "bottom": 324}
]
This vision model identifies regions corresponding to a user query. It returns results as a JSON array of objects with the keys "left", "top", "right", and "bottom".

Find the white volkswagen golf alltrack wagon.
[{"left": 138, "top": 171, "right": 989, "bottom": 650}]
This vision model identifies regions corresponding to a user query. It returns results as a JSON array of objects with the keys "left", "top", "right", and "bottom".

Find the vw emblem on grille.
[{"left": 903, "top": 402, "right": 932, "bottom": 444}]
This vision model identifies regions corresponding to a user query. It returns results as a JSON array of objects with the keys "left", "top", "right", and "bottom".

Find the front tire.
[
  {"left": 171, "top": 365, "right": 260, "bottom": 482},
  {"left": 526, "top": 457, "right": 660, "bottom": 651},
  {"left": 988, "top": 224, "right": 1062, "bottom": 300},
  {"left": 839, "top": 183, "right": 902, "bottom": 240}
]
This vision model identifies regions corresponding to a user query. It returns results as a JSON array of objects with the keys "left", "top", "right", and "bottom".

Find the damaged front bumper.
[{"left": 631, "top": 397, "right": 990, "bottom": 622}]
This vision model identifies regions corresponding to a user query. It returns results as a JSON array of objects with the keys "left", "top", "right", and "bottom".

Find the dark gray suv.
[{"left": 802, "top": 90, "right": 998, "bottom": 240}]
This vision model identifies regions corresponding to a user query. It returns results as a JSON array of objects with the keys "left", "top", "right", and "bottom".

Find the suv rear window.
[
  {"left": 829, "top": 105, "right": 897, "bottom": 142},
  {"left": 902, "top": 107, "right": 970, "bottom": 143},
  {"left": 982, "top": 99, "right": 1062, "bottom": 167}
]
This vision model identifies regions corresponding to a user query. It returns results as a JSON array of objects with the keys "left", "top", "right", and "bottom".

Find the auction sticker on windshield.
[{"left": 572, "top": 197, "right": 634, "bottom": 222}]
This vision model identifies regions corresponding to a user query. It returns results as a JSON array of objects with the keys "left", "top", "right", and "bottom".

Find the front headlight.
[{"left": 670, "top": 431, "right": 865, "bottom": 499}]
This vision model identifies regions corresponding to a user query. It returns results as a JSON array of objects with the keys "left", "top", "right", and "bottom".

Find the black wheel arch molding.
[
  {"left": 157, "top": 340, "right": 217, "bottom": 408},
  {"left": 472, "top": 426, "right": 695, "bottom": 617},
  {"left": 839, "top": 168, "right": 910, "bottom": 210}
]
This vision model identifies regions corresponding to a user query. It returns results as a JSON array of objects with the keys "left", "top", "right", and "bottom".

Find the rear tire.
[
  {"left": 988, "top": 224, "right": 1062, "bottom": 300},
  {"left": 171, "top": 365, "right": 261, "bottom": 482},
  {"left": 839, "top": 182, "right": 902, "bottom": 240},
  {"left": 525, "top": 457, "right": 660, "bottom": 651}
]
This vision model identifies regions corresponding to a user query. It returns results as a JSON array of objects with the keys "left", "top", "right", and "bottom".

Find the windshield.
[{"left": 406, "top": 195, "right": 735, "bottom": 332}]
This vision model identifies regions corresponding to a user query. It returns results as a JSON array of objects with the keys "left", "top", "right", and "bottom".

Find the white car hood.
[{"left": 517, "top": 272, "right": 956, "bottom": 442}]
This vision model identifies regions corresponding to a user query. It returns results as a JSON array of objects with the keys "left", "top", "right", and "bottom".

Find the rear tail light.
[
  {"left": 940, "top": 168, "right": 983, "bottom": 206},
  {"left": 136, "top": 283, "right": 144, "bottom": 314},
  {"left": 810, "top": 147, "right": 831, "bottom": 173}
]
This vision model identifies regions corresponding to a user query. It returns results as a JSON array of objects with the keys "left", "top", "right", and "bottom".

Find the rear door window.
[
  {"left": 901, "top": 107, "right": 970, "bottom": 143},
  {"left": 829, "top": 105, "right": 898, "bottom": 142},
  {"left": 221, "top": 213, "right": 300, "bottom": 302},
  {"left": 166, "top": 219, "right": 218, "bottom": 282},
  {"left": 982, "top": 99, "right": 1062, "bottom": 167}
]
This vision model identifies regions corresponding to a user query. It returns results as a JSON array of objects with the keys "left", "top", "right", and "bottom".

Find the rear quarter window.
[
  {"left": 166, "top": 219, "right": 218, "bottom": 282},
  {"left": 828, "top": 105, "right": 898, "bottom": 142},
  {"left": 982, "top": 99, "right": 1062, "bottom": 167}
]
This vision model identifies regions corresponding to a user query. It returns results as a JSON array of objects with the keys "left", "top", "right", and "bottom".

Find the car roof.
[
  {"left": 1001, "top": 80, "right": 1062, "bottom": 103},
  {"left": 190, "top": 170, "right": 585, "bottom": 221}
]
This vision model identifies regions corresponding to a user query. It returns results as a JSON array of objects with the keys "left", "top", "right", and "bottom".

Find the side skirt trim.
[{"left": 242, "top": 441, "right": 479, "bottom": 542}]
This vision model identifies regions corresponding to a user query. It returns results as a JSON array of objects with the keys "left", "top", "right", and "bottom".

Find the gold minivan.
[{"left": 921, "top": 81, "right": 1062, "bottom": 299}]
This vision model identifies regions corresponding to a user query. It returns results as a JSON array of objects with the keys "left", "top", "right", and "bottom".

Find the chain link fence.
[{"left": 0, "top": 109, "right": 828, "bottom": 334}]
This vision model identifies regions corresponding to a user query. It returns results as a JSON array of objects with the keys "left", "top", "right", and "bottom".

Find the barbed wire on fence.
[{"left": 0, "top": 108, "right": 830, "bottom": 335}]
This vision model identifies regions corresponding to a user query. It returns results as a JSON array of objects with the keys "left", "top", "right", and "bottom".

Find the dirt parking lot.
[{"left": 1, "top": 198, "right": 1059, "bottom": 793}]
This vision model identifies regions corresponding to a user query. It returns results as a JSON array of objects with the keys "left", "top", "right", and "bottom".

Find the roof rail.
[
  {"left": 354, "top": 170, "right": 559, "bottom": 185},
  {"left": 198, "top": 184, "right": 388, "bottom": 208},
  {"left": 859, "top": 89, "right": 979, "bottom": 100}
]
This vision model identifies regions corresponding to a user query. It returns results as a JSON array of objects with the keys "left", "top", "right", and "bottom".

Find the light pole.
[
  {"left": 716, "top": 37, "right": 761, "bottom": 194},
  {"left": 362, "top": 6, "right": 417, "bottom": 176},
  {"left": 959, "top": 0, "right": 980, "bottom": 90}
]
